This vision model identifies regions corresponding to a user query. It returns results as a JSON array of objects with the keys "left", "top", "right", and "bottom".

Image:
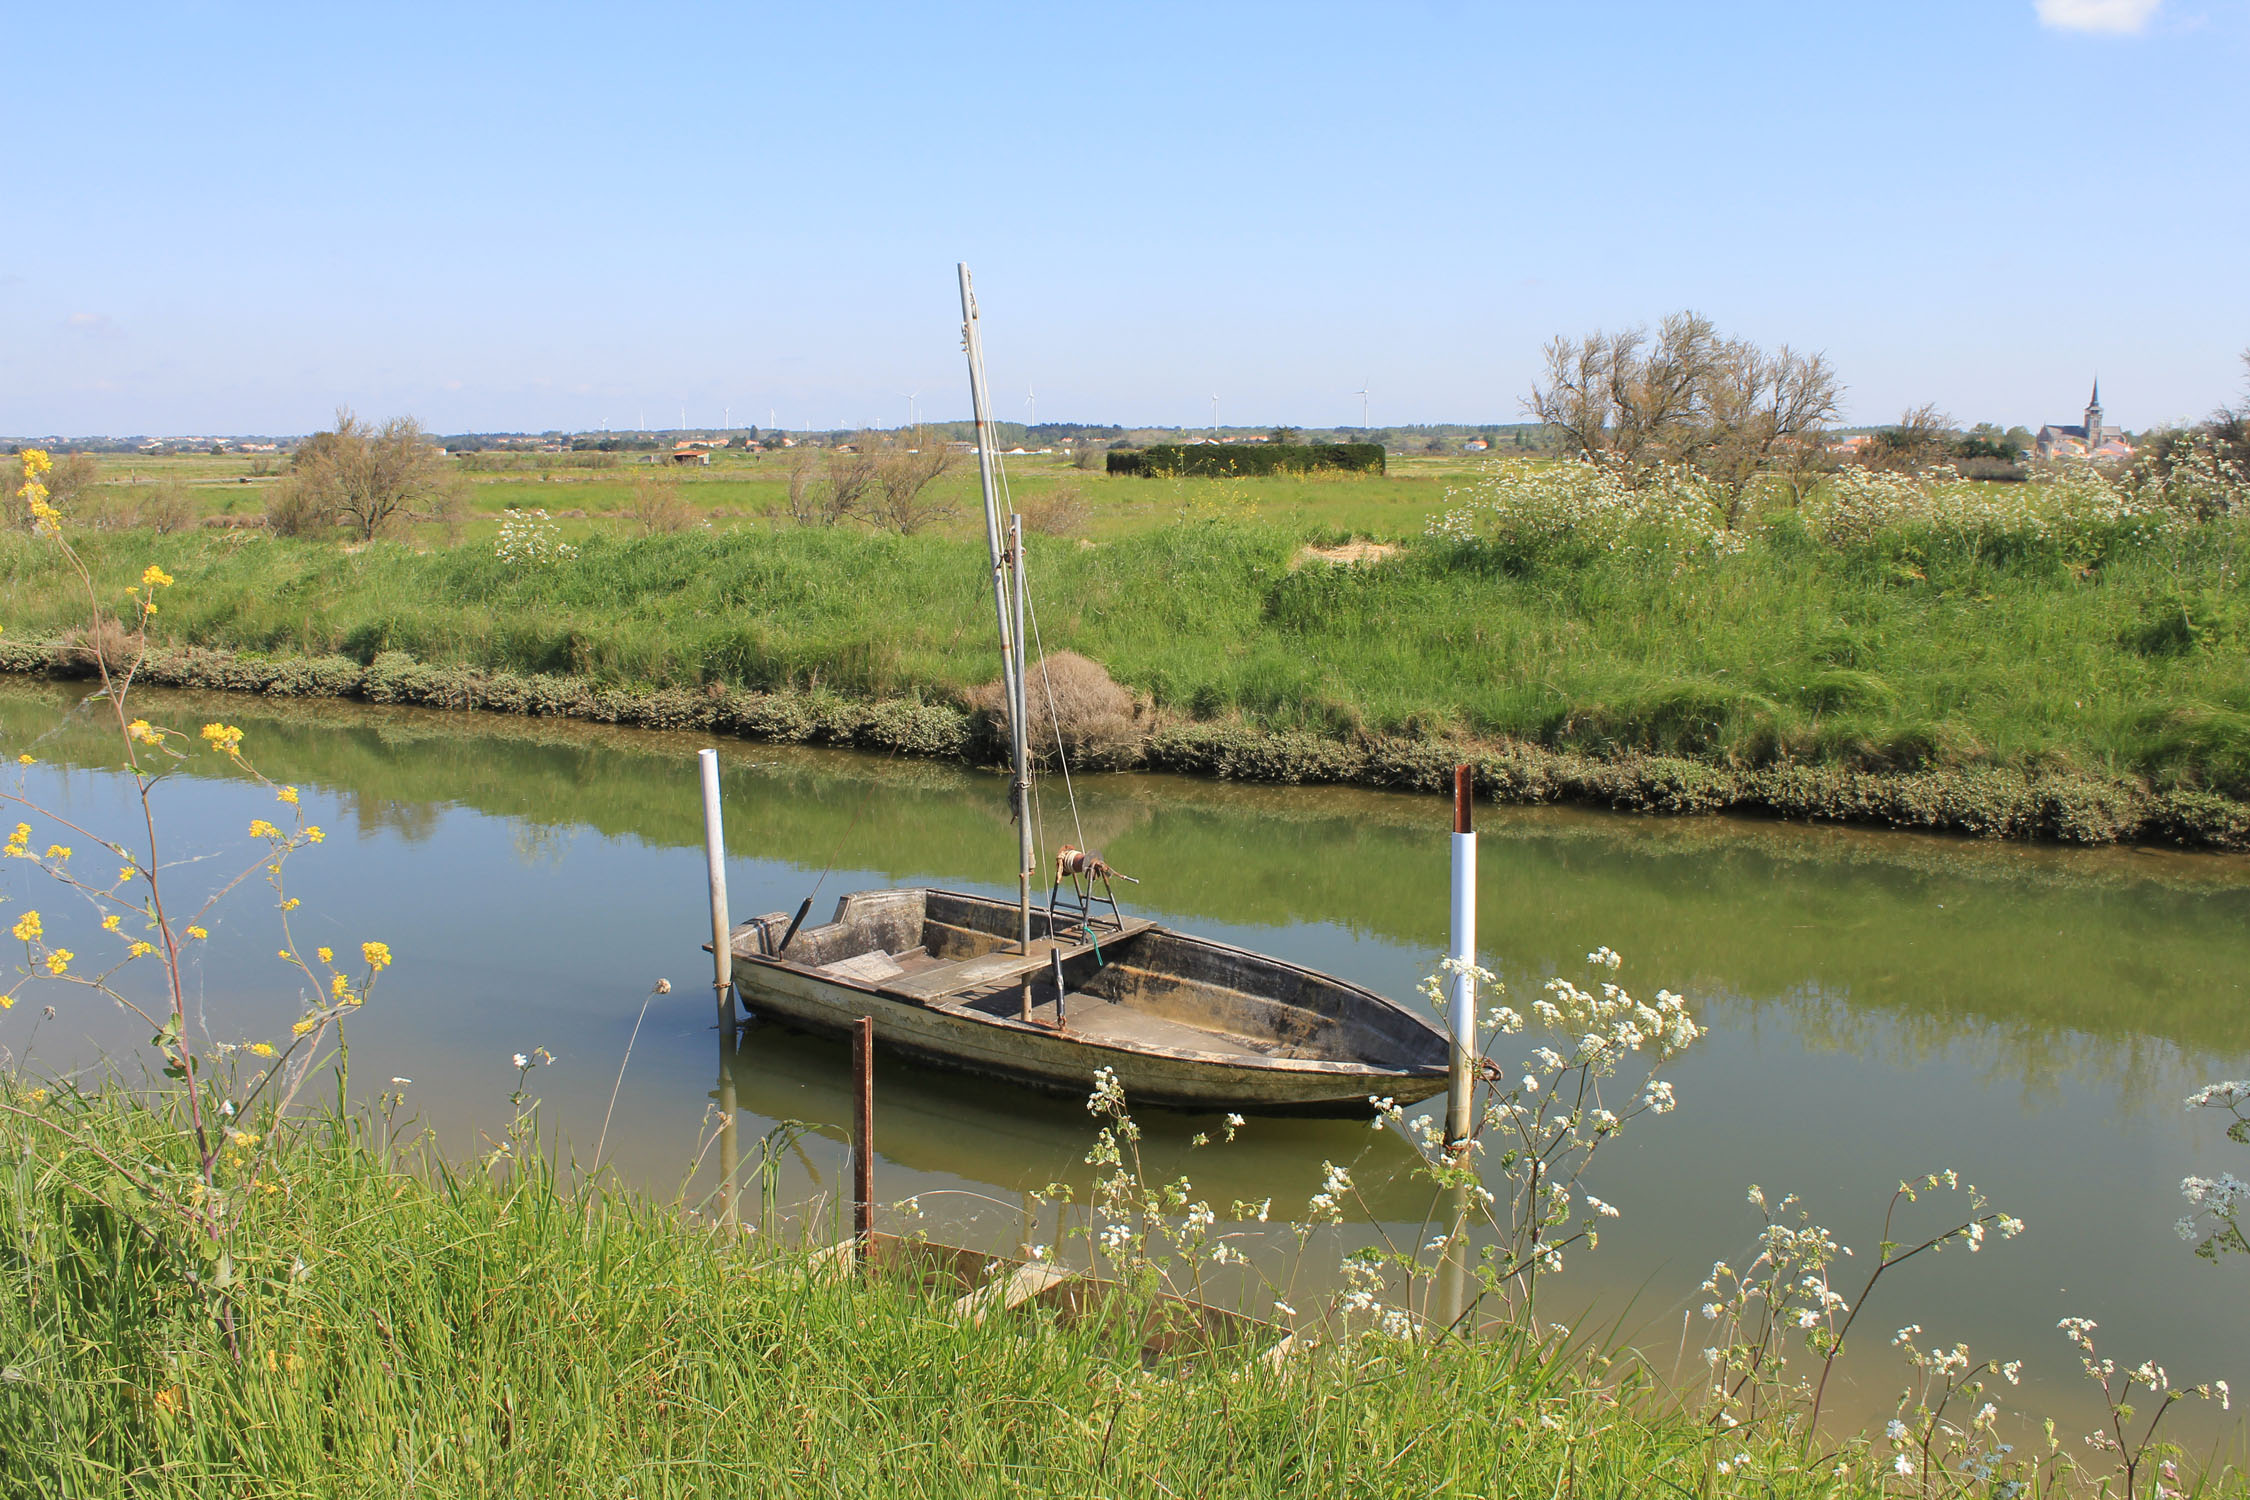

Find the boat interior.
[{"left": 733, "top": 888, "right": 1445, "bottom": 1071}]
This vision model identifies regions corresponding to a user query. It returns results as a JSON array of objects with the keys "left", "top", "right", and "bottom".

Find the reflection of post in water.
[
  {"left": 716, "top": 1017, "right": 740, "bottom": 1232},
  {"left": 1433, "top": 1176, "right": 1471, "bottom": 1339}
]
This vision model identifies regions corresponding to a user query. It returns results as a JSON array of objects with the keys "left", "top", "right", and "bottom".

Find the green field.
[
  {"left": 62, "top": 447, "right": 1494, "bottom": 544},
  {"left": 7, "top": 451, "right": 2249, "bottom": 844}
]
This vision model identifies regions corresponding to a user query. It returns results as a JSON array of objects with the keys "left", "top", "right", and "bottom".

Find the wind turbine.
[
  {"left": 1210, "top": 393, "right": 1220, "bottom": 435},
  {"left": 1026, "top": 383, "right": 1036, "bottom": 424},
  {"left": 903, "top": 392, "right": 919, "bottom": 432},
  {"left": 1354, "top": 381, "right": 1370, "bottom": 431}
]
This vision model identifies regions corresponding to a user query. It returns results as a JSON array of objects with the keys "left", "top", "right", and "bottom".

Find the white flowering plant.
[
  {"left": 2059, "top": 1316, "right": 2230, "bottom": 1500},
  {"left": 494, "top": 508, "right": 579, "bottom": 567},
  {"left": 1426, "top": 457, "right": 1743, "bottom": 570},
  {"left": 2178, "top": 1081, "right": 2250, "bottom": 1262},
  {"left": 1302, "top": 947, "right": 1699, "bottom": 1342},
  {"left": 1031, "top": 1066, "right": 1250, "bottom": 1304}
]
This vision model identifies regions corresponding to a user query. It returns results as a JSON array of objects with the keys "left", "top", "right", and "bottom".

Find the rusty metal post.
[
  {"left": 852, "top": 1015, "right": 875, "bottom": 1251},
  {"left": 1445, "top": 763, "right": 1478, "bottom": 1149}
]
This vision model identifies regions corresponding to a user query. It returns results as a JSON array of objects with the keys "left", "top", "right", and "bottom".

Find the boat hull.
[{"left": 727, "top": 889, "right": 1450, "bottom": 1117}]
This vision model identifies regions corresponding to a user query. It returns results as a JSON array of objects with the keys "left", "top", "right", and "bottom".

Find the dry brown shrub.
[
  {"left": 625, "top": 472, "right": 695, "bottom": 534},
  {"left": 67, "top": 615, "right": 146, "bottom": 676},
  {"left": 967, "top": 650, "right": 1144, "bottom": 769},
  {"left": 1017, "top": 486, "right": 1090, "bottom": 537},
  {"left": 136, "top": 480, "right": 198, "bottom": 534},
  {"left": 265, "top": 476, "right": 336, "bottom": 537}
]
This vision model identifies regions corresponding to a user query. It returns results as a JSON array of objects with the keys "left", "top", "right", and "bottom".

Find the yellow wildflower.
[
  {"left": 42, "top": 844, "right": 69, "bottom": 860},
  {"left": 16, "top": 754, "right": 32, "bottom": 766},
  {"left": 305, "top": 826, "right": 324, "bottom": 843},
  {"left": 330, "top": 973, "right": 350, "bottom": 1000},
  {"left": 0, "top": 995, "right": 12, "bottom": 1010},
  {"left": 43, "top": 948, "right": 71, "bottom": 975},
  {"left": 248, "top": 819, "right": 280, "bottom": 840},
  {"left": 248, "top": 1042, "right": 276, "bottom": 1058},
  {"left": 141, "top": 564, "right": 174, "bottom": 589},
  {"left": 278, "top": 949, "right": 293, "bottom": 962},
  {"left": 100, "top": 914, "right": 120, "bottom": 932},
  {"left": 361, "top": 940, "right": 392, "bottom": 972},
  {"left": 185, "top": 925, "right": 207, "bottom": 941},
  {"left": 128, "top": 719, "right": 163, "bottom": 746},
  {"left": 199, "top": 723, "right": 244, "bottom": 755},
  {"left": 128, "top": 941, "right": 156, "bottom": 957},
  {"left": 276, "top": 786, "right": 299, "bottom": 805},
  {"left": 19, "top": 449, "right": 52, "bottom": 478},
  {"left": 118, "top": 864, "right": 137, "bottom": 883},
  {"left": 291, "top": 1017, "right": 317, "bottom": 1036},
  {"left": 11, "top": 911, "right": 40, "bottom": 942},
  {"left": 26, "top": 1088, "right": 44, "bottom": 1104},
  {"left": 316, "top": 946, "right": 333, "bottom": 964},
  {"left": 227, "top": 1129, "right": 260, "bottom": 1148},
  {"left": 281, "top": 897, "right": 300, "bottom": 911}
]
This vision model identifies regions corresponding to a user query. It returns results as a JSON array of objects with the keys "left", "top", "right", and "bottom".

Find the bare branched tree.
[
  {"left": 1689, "top": 343, "right": 1844, "bottom": 523},
  {"left": 1525, "top": 311, "right": 1842, "bottom": 521},
  {"left": 785, "top": 440, "right": 882, "bottom": 527},
  {"left": 866, "top": 440, "right": 959, "bottom": 534},
  {"left": 282, "top": 409, "right": 461, "bottom": 541},
  {"left": 1864, "top": 403, "right": 1957, "bottom": 473}
]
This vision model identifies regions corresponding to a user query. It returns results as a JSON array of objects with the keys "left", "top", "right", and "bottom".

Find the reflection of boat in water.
[
  {"left": 723, "top": 267, "right": 1450, "bottom": 1118},
  {"left": 715, "top": 1015, "right": 1440, "bottom": 1221}
]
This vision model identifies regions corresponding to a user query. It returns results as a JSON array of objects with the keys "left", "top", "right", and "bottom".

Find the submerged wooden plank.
[{"left": 952, "top": 1261, "right": 1071, "bottom": 1325}]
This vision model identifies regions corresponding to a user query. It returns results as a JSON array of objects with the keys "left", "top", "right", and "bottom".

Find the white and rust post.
[
  {"left": 699, "top": 748, "right": 734, "bottom": 1030},
  {"left": 1445, "top": 763, "right": 1477, "bottom": 1149}
]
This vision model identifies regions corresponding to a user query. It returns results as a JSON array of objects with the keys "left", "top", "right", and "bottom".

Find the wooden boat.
[
  {"left": 728, "top": 887, "right": 1449, "bottom": 1116},
  {"left": 719, "top": 267, "right": 1454, "bottom": 1118}
]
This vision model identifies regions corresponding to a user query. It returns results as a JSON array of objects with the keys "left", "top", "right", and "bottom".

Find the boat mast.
[{"left": 958, "top": 264, "right": 1035, "bottom": 955}]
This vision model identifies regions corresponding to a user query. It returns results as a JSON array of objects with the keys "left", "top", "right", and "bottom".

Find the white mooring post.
[
  {"left": 1445, "top": 763, "right": 1477, "bottom": 1148},
  {"left": 699, "top": 748, "right": 733, "bottom": 1030}
]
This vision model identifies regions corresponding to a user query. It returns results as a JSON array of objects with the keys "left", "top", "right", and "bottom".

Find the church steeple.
[{"left": 2085, "top": 377, "right": 2103, "bottom": 442}]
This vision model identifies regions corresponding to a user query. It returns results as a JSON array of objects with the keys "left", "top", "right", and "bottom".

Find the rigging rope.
[{"left": 987, "top": 421, "right": 1089, "bottom": 910}]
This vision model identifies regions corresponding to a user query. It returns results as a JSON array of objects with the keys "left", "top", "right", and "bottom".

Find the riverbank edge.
[{"left": 7, "top": 637, "right": 2245, "bottom": 850}]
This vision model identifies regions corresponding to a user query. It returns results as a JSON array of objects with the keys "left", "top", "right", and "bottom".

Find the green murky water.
[{"left": 3, "top": 678, "right": 2247, "bottom": 1453}]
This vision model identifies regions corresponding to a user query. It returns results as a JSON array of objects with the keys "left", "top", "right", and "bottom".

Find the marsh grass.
[
  {"left": 0, "top": 1081, "right": 1963, "bottom": 1499},
  {"left": 2, "top": 504, "right": 2247, "bottom": 799}
]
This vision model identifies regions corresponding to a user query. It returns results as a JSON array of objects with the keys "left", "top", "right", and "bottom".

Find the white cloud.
[{"left": 2035, "top": 0, "right": 2163, "bottom": 34}]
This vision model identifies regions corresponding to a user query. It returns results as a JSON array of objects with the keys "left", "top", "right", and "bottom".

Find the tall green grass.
[
  {"left": 1, "top": 1082, "right": 1906, "bottom": 1498},
  {"left": 2, "top": 508, "right": 2246, "bottom": 795}
]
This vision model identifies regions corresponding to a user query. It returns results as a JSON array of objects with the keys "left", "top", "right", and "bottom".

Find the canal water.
[{"left": 3, "top": 678, "right": 2247, "bottom": 1454}]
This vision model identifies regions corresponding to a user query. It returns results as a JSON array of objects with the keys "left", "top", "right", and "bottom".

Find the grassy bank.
[
  {"left": 2, "top": 468, "right": 2247, "bottom": 846},
  {"left": 1, "top": 1082, "right": 1903, "bottom": 1499}
]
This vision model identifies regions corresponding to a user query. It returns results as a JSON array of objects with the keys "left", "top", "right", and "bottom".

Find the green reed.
[{"left": 0, "top": 1079, "right": 2088, "bottom": 1499}]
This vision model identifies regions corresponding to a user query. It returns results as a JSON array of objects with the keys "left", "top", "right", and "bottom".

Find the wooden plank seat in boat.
[{"left": 874, "top": 917, "right": 1155, "bottom": 1004}]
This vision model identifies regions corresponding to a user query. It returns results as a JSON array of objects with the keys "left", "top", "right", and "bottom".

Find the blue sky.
[{"left": 5, "top": 1, "right": 2245, "bottom": 436}]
